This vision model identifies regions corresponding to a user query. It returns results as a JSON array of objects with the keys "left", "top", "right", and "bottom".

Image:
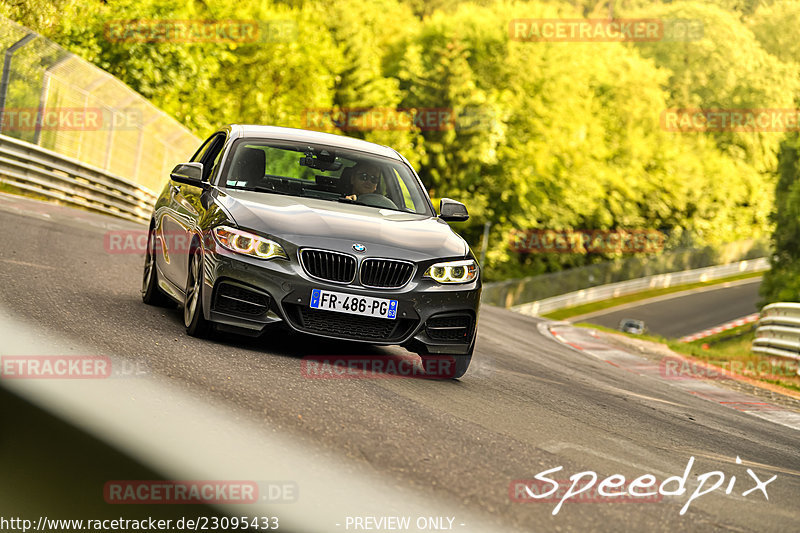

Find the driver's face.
[{"left": 352, "top": 164, "right": 379, "bottom": 196}]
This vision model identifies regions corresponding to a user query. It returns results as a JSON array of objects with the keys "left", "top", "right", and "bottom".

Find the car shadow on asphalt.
[{"left": 153, "top": 299, "right": 462, "bottom": 380}]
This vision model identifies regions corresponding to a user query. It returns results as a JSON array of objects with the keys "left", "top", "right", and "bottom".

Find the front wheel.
[
  {"left": 184, "top": 249, "right": 211, "bottom": 337},
  {"left": 142, "top": 227, "right": 172, "bottom": 307},
  {"left": 419, "top": 344, "right": 474, "bottom": 380}
]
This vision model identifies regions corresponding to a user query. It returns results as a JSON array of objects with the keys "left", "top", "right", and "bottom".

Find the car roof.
[{"left": 225, "top": 125, "right": 402, "bottom": 160}]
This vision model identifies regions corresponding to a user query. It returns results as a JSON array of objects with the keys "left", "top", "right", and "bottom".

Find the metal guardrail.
[
  {"left": 0, "top": 133, "right": 156, "bottom": 224},
  {"left": 481, "top": 239, "right": 769, "bottom": 308},
  {"left": 0, "top": 17, "right": 200, "bottom": 192},
  {"left": 510, "top": 257, "right": 769, "bottom": 317},
  {"left": 754, "top": 302, "right": 800, "bottom": 363}
]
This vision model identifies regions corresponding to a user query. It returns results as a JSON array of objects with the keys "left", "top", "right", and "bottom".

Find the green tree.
[
  {"left": 320, "top": 0, "right": 423, "bottom": 167},
  {"left": 630, "top": 1, "right": 800, "bottom": 174},
  {"left": 760, "top": 133, "right": 800, "bottom": 304},
  {"left": 748, "top": 0, "right": 800, "bottom": 67},
  {"left": 2, "top": 0, "right": 793, "bottom": 282}
]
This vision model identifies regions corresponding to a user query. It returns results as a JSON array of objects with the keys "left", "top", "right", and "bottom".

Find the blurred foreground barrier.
[
  {"left": 753, "top": 303, "right": 800, "bottom": 365},
  {"left": 507, "top": 258, "right": 768, "bottom": 316},
  {"left": 0, "top": 133, "right": 155, "bottom": 223}
]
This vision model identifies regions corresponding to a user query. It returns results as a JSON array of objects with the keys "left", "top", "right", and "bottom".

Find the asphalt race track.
[
  {"left": 572, "top": 278, "right": 763, "bottom": 339},
  {"left": 1, "top": 193, "right": 798, "bottom": 533}
]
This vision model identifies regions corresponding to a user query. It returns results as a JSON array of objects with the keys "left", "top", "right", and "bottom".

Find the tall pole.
[
  {"left": 0, "top": 33, "right": 36, "bottom": 133},
  {"left": 34, "top": 55, "right": 70, "bottom": 144},
  {"left": 479, "top": 221, "right": 491, "bottom": 268}
]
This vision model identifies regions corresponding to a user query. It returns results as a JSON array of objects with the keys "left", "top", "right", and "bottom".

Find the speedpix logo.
[{"left": 511, "top": 456, "right": 776, "bottom": 515}]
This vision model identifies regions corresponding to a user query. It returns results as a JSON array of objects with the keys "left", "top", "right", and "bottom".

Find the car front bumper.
[{"left": 200, "top": 246, "right": 480, "bottom": 354}]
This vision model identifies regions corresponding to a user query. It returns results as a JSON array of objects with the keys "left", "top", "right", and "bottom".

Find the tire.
[
  {"left": 184, "top": 248, "right": 211, "bottom": 337},
  {"left": 142, "top": 226, "right": 172, "bottom": 306},
  {"left": 419, "top": 340, "right": 474, "bottom": 380}
]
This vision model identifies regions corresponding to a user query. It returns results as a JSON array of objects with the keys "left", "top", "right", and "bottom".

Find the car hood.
[{"left": 214, "top": 189, "right": 469, "bottom": 261}]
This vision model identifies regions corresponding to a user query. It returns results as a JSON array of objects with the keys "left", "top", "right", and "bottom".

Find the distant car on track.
[
  {"left": 619, "top": 318, "right": 646, "bottom": 335},
  {"left": 142, "top": 125, "right": 480, "bottom": 378}
]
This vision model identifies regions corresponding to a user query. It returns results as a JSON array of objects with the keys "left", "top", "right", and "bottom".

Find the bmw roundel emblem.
[{"left": 353, "top": 243, "right": 366, "bottom": 253}]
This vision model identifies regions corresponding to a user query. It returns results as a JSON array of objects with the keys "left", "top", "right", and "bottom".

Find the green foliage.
[
  {"left": 749, "top": 1, "right": 800, "bottom": 305},
  {"left": 761, "top": 132, "right": 800, "bottom": 304},
  {"left": 630, "top": 1, "right": 800, "bottom": 173},
  {"left": 2, "top": 0, "right": 797, "bottom": 282},
  {"left": 747, "top": 0, "right": 800, "bottom": 67}
]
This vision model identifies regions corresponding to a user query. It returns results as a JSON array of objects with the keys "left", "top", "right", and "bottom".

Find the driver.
[{"left": 345, "top": 162, "right": 381, "bottom": 201}]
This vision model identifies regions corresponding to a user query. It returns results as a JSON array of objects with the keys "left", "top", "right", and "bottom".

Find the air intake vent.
[
  {"left": 425, "top": 313, "right": 474, "bottom": 342},
  {"left": 285, "top": 304, "right": 417, "bottom": 342},
  {"left": 214, "top": 283, "right": 270, "bottom": 317}
]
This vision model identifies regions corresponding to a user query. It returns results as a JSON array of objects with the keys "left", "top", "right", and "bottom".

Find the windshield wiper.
[
  {"left": 236, "top": 185, "right": 293, "bottom": 196},
  {"left": 334, "top": 196, "right": 411, "bottom": 214}
]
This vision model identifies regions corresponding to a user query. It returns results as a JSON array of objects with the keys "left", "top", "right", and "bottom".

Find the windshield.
[{"left": 219, "top": 138, "right": 433, "bottom": 216}]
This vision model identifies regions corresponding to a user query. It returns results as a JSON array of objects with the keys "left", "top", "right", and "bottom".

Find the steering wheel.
[{"left": 356, "top": 193, "right": 399, "bottom": 210}]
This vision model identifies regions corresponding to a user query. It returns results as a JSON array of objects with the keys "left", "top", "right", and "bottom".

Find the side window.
[
  {"left": 208, "top": 141, "right": 226, "bottom": 180},
  {"left": 200, "top": 135, "right": 226, "bottom": 181},
  {"left": 394, "top": 168, "right": 415, "bottom": 210},
  {"left": 190, "top": 134, "right": 217, "bottom": 163}
]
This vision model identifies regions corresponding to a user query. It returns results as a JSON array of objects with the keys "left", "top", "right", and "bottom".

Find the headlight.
[
  {"left": 212, "top": 226, "right": 288, "bottom": 260},
  {"left": 424, "top": 259, "right": 478, "bottom": 284}
]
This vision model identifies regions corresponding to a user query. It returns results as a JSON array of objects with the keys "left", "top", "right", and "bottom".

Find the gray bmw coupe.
[{"left": 142, "top": 125, "right": 480, "bottom": 378}]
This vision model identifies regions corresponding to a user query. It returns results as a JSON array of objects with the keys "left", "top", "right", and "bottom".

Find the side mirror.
[
  {"left": 170, "top": 162, "right": 205, "bottom": 186},
  {"left": 439, "top": 198, "right": 469, "bottom": 222}
]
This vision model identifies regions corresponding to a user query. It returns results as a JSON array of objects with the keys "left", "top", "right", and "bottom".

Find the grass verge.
[
  {"left": 575, "top": 322, "right": 800, "bottom": 394},
  {"left": 543, "top": 270, "right": 764, "bottom": 321}
]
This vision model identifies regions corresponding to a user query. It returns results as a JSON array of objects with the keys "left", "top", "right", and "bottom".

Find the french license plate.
[{"left": 309, "top": 289, "right": 397, "bottom": 319}]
